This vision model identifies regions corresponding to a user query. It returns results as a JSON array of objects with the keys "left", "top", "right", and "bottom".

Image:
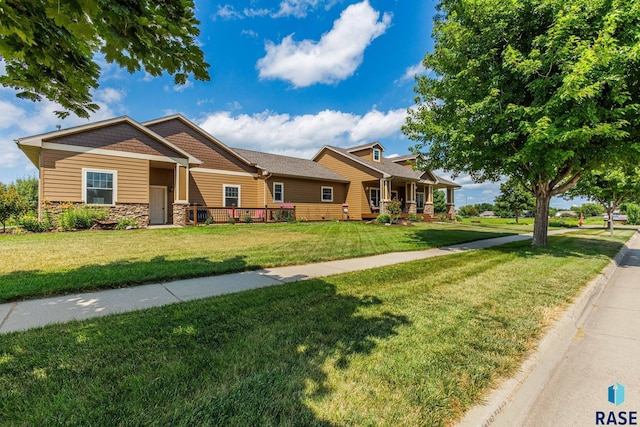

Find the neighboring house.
[
  {"left": 313, "top": 143, "right": 460, "bottom": 220},
  {"left": 479, "top": 211, "right": 498, "bottom": 218},
  {"left": 17, "top": 115, "right": 459, "bottom": 225}
]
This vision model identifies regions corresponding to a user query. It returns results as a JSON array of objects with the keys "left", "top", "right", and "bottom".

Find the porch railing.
[{"left": 186, "top": 205, "right": 296, "bottom": 225}]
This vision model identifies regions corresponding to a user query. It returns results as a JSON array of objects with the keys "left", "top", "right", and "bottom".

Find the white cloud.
[
  {"left": 244, "top": 8, "right": 270, "bottom": 18},
  {"left": 214, "top": 4, "right": 243, "bottom": 20},
  {"left": 241, "top": 29, "right": 259, "bottom": 38},
  {"left": 94, "top": 88, "right": 125, "bottom": 104},
  {"left": 350, "top": 109, "right": 407, "bottom": 142},
  {"left": 257, "top": 0, "right": 392, "bottom": 87},
  {"left": 196, "top": 107, "right": 405, "bottom": 159},
  {"left": 397, "top": 61, "right": 428, "bottom": 83},
  {"left": 163, "top": 80, "right": 194, "bottom": 93},
  {"left": 272, "top": 0, "right": 320, "bottom": 18}
]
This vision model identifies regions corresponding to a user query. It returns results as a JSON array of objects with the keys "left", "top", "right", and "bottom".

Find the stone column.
[
  {"left": 407, "top": 201, "right": 417, "bottom": 214},
  {"left": 172, "top": 202, "right": 189, "bottom": 226}
]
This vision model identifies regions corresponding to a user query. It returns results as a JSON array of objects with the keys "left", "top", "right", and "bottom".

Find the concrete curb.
[{"left": 457, "top": 230, "right": 639, "bottom": 427}]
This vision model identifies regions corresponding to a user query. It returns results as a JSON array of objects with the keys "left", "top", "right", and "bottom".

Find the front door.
[{"left": 149, "top": 186, "right": 166, "bottom": 225}]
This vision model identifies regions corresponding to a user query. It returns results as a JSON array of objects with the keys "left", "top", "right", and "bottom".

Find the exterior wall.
[
  {"left": 147, "top": 119, "right": 256, "bottom": 173},
  {"left": 189, "top": 170, "right": 260, "bottom": 206},
  {"left": 350, "top": 148, "right": 374, "bottom": 162},
  {"left": 173, "top": 202, "right": 189, "bottom": 226},
  {"left": 263, "top": 176, "right": 348, "bottom": 221},
  {"left": 315, "top": 150, "right": 382, "bottom": 220},
  {"left": 41, "top": 149, "right": 149, "bottom": 203},
  {"left": 44, "top": 201, "right": 150, "bottom": 227},
  {"left": 48, "top": 122, "right": 180, "bottom": 158}
]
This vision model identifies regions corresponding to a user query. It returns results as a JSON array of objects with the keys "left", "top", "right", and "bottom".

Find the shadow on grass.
[
  {"left": 487, "top": 234, "right": 628, "bottom": 261},
  {"left": 407, "top": 228, "right": 514, "bottom": 247},
  {"left": 0, "top": 255, "right": 252, "bottom": 303},
  {"left": 0, "top": 279, "right": 410, "bottom": 426}
]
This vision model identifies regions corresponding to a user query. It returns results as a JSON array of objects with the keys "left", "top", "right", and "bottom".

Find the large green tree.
[
  {"left": 0, "top": 0, "right": 210, "bottom": 118},
  {"left": 567, "top": 166, "right": 640, "bottom": 236},
  {"left": 404, "top": 0, "right": 640, "bottom": 246},
  {"left": 494, "top": 178, "right": 535, "bottom": 223}
]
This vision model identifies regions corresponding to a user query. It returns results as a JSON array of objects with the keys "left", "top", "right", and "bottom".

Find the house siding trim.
[
  {"left": 42, "top": 142, "right": 189, "bottom": 166},
  {"left": 190, "top": 167, "right": 258, "bottom": 178}
]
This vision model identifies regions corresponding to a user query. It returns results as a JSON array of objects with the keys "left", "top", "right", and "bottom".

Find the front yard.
[
  {"left": 0, "top": 221, "right": 516, "bottom": 302},
  {"left": 0, "top": 229, "right": 633, "bottom": 426}
]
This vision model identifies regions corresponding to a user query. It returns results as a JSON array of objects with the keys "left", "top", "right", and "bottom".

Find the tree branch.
[
  {"left": 549, "top": 166, "right": 573, "bottom": 189},
  {"left": 550, "top": 172, "right": 582, "bottom": 196}
]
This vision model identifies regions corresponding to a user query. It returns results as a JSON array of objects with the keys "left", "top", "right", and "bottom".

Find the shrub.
[
  {"left": 228, "top": 217, "right": 236, "bottom": 225},
  {"left": 407, "top": 213, "right": 423, "bottom": 222},
  {"left": 375, "top": 213, "right": 391, "bottom": 224},
  {"left": 243, "top": 215, "right": 253, "bottom": 224},
  {"left": 203, "top": 216, "right": 214, "bottom": 225},
  {"left": 625, "top": 203, "right": 640, "bottom": 225},
  {"left": 115, "top": 218, "right": 139, "bottom": 230},
  {"left": 58, "top": 205, "right": 108, "bottom": 231},
  {"left": 19, "top": 214, "right": 52, "bottom": 233},
  {"left": 386, "top": 199, "right": 402, "bottom": 224},
  {"left": 436, "top": 213, "right": 449, "bottom": 222}
]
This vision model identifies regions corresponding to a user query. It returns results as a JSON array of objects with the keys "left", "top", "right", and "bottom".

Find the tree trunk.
[
  {"left": 515, "top": 209, "right": 520, "bottom": 224},
  {"left": 532, "top": 190, "right": 551, "bottom": 247},
  {"left": 606, "top": 207, "right": 615, "bottom": 237}
]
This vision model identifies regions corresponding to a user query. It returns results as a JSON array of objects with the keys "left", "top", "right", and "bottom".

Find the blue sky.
[{"left": 0, "top": 0, "right": 581, "bottom": 208}]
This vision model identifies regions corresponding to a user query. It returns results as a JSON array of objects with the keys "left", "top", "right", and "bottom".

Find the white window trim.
[
  {"left": 321, "top": 186, "right": 334, "bottom": 202},
  {"left": 82, "top": 168, "right": 117, "bottom": 206},
  {"left": 223, "top": 184, "right": 241, "bottom": 207},
  {"left": 273, "top": 182, "right": 284, "bottom": 203},
  {"left": 373, "top": 148, "right": 381, "bottom": 162}
]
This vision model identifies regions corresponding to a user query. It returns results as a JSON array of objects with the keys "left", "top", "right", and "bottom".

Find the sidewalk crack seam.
[
  {"left": 0, "top": 303, "right": 17, "bottom": 330},
  {"left": 161, "top": 285, "right": 184, "bottom": 303}
]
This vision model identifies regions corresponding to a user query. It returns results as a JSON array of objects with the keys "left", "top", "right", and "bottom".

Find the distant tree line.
[{"left": 0, "top": 177, "right": 38, "bottom": 232}]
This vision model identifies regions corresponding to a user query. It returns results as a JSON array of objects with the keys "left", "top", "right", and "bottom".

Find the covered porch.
[{"left": 362, "top": 178, "right": 456, "bottom": 220}]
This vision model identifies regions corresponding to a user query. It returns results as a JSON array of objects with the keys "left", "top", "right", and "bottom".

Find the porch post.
[
  {"left": 425, "top": 185, "right": 435, "bottom": 216},
  {"left": 446, "top": 188, "right": 456, "bottom": 218},
  {"left": 406, "top": 182, "right": 417, "bottom": 214}
]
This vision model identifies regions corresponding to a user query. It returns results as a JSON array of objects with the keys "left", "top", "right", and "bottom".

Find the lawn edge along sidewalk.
[
  {"left": 0, "top": 229, "right": 572, "bottom": 334},
  {"left": 456, "top": 230, "right": 639, "bottom": 427}
]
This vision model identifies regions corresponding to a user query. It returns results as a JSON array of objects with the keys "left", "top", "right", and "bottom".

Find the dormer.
[{"left": 346, "top": 142, "right": 385, "bottom": 163}]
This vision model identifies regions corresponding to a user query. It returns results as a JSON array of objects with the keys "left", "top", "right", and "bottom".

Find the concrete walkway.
[
  {"left": 458, "top": 230, "right": 640, "bottom": 426},
  {"left": 0, "top": 231, "right": 553, "bottom": 334}
]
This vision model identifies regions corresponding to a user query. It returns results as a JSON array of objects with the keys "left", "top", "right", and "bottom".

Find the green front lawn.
[
  {"left": 0, "top": 229, "right": 632, "bottom": 426},
  {"left": 0, "top": 222, "right": 515, "bottom": 302}
]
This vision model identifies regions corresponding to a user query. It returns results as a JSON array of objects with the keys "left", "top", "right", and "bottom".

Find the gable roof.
[
  {"left": 317, "top": 146, "right": 423, "bottom": 181},
  {"left": 143, "top": 114, "right": 254, "bottom": 167},
  {"left": 433, "top": 174, "right": 461, "bottom": 188},
  {"left": 390, "top": 154, "right": 418, "bottom": 163},
  {"left": 233, "top": 148, "right": 349, "bottom": 182},
  {"left": 17, "top": 116, "right": 201, "bottom": 165},
  {"left": 346, "top": 141, "right": 385, "bottom": 153}
]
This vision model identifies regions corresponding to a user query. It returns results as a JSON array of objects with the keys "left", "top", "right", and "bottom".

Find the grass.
[
  {"left": 0, "top": 221, "right": 516, "bottom": 303},
  {"left": 0, "top": 228, "right": 633, "bottom": 426},
  {"left": 459, "top": 216, "right": 611, "bottom": 230}
]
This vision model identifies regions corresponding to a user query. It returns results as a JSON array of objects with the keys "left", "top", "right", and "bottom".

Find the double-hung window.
[
  {"left": 373, "top": 148, "right": 381, "bottom": 162},
  {"left": 321, "top": 186, "right": 333, "bottom": 202},
  {"left": 84, "top": 169, "right": 116, "bottom": 205},
  {"left": 273, "top": 182, "right": 284, "bottom": 203},
  {"left": 224, "top": 185, "right": 240, "bottom": 207}
]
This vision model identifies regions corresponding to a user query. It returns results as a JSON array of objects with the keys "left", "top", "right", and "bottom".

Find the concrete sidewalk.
[
  {"left": 458, "top": 230, "right": 640, "bottom": 426},
  {"left": 0, "top": 232, "right": 547, "bottom": 334}
]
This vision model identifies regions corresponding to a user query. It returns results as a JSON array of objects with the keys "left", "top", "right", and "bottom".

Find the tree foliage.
[
  {"left": 0, "top": 186, "right": 28, "bottom": 232},
  {"left": 494, "top": 179, "right": 535, "bottom": 223},
  {"left": 404, "top": 0, "right": 640, "bottom": 246},
  {"left": 457, "top": 205, "right": 479, "bottom": 217},
  {"left": 0, "top": 0, "right": 210, "bottom": 118},
  {"left": 567, "top": 166, "right": 640, "bottom": 235},
  {"left": 433, "top": 189, "right": 447, "bottom": 213},
  {"left": 8, "top": 176, "right": 38, "bottom": 214}
]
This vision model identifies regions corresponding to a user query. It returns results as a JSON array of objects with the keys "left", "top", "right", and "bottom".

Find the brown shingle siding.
[
  {"left": 147, "top": 119, "right": 256, "bottom": 173},
  {"left": 48, "top": 123, "right": 181, "bottom": 158}
]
